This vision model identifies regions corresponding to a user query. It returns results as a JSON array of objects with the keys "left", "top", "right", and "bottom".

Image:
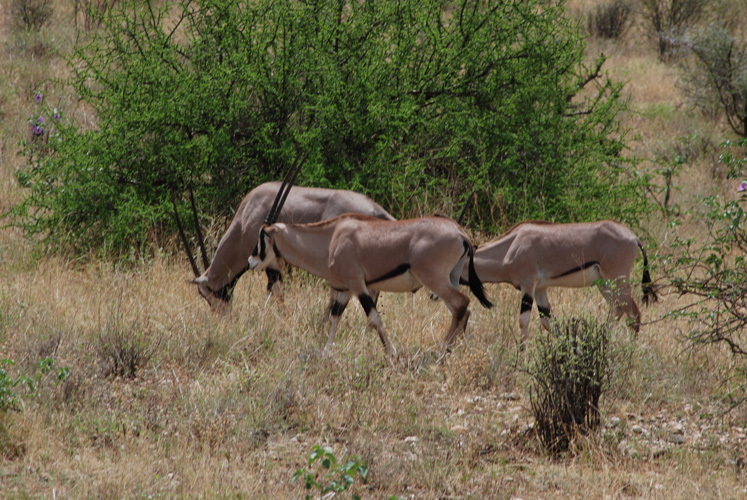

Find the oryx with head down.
[
  {"left": 248, "top": 185, "right": 494, "bottom": 358},
  {"left": 466, "top": 220, "right": 658, "bottom": 340},
  {"left": 187, "top": 181, "right": 394, "bottom": 309}
]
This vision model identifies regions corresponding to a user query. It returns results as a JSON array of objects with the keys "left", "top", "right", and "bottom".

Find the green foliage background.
[{"left": 11, "top": 0, "right": 648, "bottom": 258}]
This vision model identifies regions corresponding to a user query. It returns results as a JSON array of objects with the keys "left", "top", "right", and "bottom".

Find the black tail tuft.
[
  {"left": 639, "top": 243, "right": 659, "bottom": 306},
  {"left": 466, "top": 243, "right": 493, "bottom": 309}
]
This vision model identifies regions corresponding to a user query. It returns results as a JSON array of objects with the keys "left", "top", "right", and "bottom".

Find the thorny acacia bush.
[
  {"left": 8, "top": 0, "right": 649, "bottom": 260},
  {"left": 526, "top": 316, "right": 617, "bottom": 455},
  {"left": 639, "top": 0, "right": 709, "bottom": 59},
  {"left": 587, "top": 0, "right": 632, "bottom": 40},
  {"left": 662, "top": 138, "right": 747, "bottom": 406},
  {"left": 679, "top": 23, "right": 747, "bottom": 138}
]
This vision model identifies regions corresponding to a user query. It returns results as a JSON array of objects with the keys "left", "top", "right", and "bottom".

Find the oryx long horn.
[
  {"left": 272, "top": 150, "right": 309, "bottom": 222},
  {"left": 188, "top": 187, "right": 210, "bottom": 271},
  {"left": 171, "top": 190, "right": 201, "bottom": 277},
  {"left": 265, "top": 150, "right": 309, "bottom": 225},
  {"left": 456, "top": 190, "right": 476, "bottom": 226}
]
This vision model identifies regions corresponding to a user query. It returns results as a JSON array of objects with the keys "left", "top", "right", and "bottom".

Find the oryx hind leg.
[
  {"left": 535, "top": 288, "right": 552, "bottom": 332},
  {"left": 417, "top": 269, "right": 470, "bottom": 350},
  {"left": 325, "top": 290, "right": 352, "bottom": 355},
  {"left": 599, "top": 277, "right": 641, "bottom": 333}
]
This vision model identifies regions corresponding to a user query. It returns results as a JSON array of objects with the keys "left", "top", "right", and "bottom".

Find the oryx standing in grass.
[
  {"left": 248, "top": 184, "right": 494, "bottom": 358},
  {"left": 187, "top": 182, "right": 394, "bottom": 309},
  {"left": 466, "top": 220, "right": 658, "bottom": 340}
]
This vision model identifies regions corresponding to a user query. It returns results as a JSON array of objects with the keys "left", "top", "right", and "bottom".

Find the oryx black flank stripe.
[
  {"left": 552, "top": 261, "right": 600, "bottom": 279},
  {"left": 366, "top": 263, "right": 410, "bottom": 285}
]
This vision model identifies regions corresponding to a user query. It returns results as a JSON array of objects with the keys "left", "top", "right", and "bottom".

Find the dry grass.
[{"left": 2, "top": 0, "right": 747, "bottom": 498}]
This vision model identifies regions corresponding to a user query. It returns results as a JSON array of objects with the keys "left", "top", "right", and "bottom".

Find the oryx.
[
  {"left": 188, "top": 183, "right": 394, "bottom": 308},
  {"left": 465, "top": 220, "right": 658, "bottom": 340},
  {"left": 248, "top": 184, "right": 494, "bottom": 358}
]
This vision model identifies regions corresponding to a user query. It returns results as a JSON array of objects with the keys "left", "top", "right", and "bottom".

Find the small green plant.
[
  {"left": 292, "top": 444, "right": 369, "bottom": 500},
  {"left": 0, "top": 358, "right": 70, "bottom": 413},
  {"left": 526, "top": 316, "right": 612, "bottom": 455}
]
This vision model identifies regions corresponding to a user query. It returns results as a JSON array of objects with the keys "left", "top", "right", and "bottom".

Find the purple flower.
[
  {"left": 53, "top": 109, "right": 60, "bottom": 120},
  {"left": 739, "top": 181, "right": 747, "bottom": 192},
  {"left": 34, "top": 93, "right": 42, "bottom": 104},
  {"left": 37, "top": 115, "right": 44, "bottom": 125},
  {"left": 31, "top": 123, "right": 43, "bottom": 136}
]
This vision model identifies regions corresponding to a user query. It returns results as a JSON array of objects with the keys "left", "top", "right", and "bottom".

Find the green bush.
[
  {"left": 9, "top": 0, "right": 648, "bottom": 259},
  {"left": 527, "top": 316, "right": 613, "bottom": 455}
]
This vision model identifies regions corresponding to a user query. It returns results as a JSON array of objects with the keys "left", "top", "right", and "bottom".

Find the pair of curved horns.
[{"left": 265, "top": 150, "right": 309, "bottom": 225}]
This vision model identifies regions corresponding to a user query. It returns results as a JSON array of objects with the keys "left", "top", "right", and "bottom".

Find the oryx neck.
[{"left": 272, "top": 223, "right": 334, "bottom": 278}]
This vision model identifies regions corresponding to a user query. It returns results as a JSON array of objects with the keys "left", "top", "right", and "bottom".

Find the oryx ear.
[{"left": 190, "top": 276, "right": 209, "bottom": 285}]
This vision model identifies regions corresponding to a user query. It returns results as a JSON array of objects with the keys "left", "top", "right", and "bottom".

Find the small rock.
[
  {"left": 404, "top": 436, "right": 418, "bottom": 443},
  {"left": 632, "top": 425, "right": 644, "bottom": 434},
  {"left": 668, "top": 434, "right": 686, "bottom": 445}
]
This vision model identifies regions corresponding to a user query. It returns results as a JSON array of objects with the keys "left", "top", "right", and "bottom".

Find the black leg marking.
[
  {"left": 330, "top": 301, "right": 346, "bottom": 317},
  {"left": 358, "top": 294, "right": 376, "bottom": 316},
  {"left": 538, "top": 305, "right": 551, "bottom": 319},
  {"left": 520, "top": 294, "right": 533, "bottom": 314},
  {"left": 265, "top": 268, "right": 282, "bottom": 292}
]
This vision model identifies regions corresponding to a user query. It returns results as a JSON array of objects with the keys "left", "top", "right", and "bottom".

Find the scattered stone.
[
  {"left": 632, "top": 425, "right": 645, "bottom": 435},
  {"left": 668, "top": 434, "right": 686, "bottom": 445},
  {"left": 404, "top": 436, "right": 418, "bottom": 443}
]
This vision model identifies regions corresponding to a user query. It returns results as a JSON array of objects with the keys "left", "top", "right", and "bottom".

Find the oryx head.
[
  {"left": 248, "top": 151, "right": 306, "bottom": 272},
  {"left": 249, "top": 225, "right": 282, "bottom": 271}
]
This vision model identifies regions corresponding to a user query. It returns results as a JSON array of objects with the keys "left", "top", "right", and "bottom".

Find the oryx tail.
[
  {"left": 467, "top": 243, "right": 493, "bottom": 309},
  {"left": 639, "top": 242, "right": 658, "bottom": 305}
]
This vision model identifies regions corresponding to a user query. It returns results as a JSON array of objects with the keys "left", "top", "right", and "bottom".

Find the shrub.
[
  {"left": 96, "top": 313, "right": 156, "bottom": 379},
  {"left": 8, "top": 0, "right": 649, "bottom": 261},
  {"left": 526, "top": 316, "right": 612, "bottom": 455},
  {"left": 11, "top": 0, "right": 53, "bottom": 32},
  {"left": 587, "top": 0, "right": 632, "bottom": 40},
  {"left": 665, "top": 139, "right": 747, "bottom": 355},
  {"left": 679, "top": 24, "right": 747, "bottom": 138},
  {"left": 292, "top": 444, "right": 369, "bottom": 500},
  {"left": 639, "top": 0, "right": 709, "bottom": 59}
]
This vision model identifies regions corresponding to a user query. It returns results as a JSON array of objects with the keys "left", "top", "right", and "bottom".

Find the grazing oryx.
[
  {"left": 248, "top": 182, "right": 493, "bottom": 357},
  {"left": 465, "top": 220, "right": 658, "bottom": 340},
  {"left": 188, "top": 183, "right": 394, "bottom": 308}
]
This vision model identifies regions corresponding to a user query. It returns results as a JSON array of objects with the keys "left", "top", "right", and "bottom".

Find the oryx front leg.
[
  {"left": 266, "top": 268, "right": 284, "bottom": 301},
  {"left": 325, "top": 290, "right": 352, "bottom": 355},
  {"left": 518, "top": 288, "right": 535, "bottom": 344},
  {"left": 358, "top": 293, "right": 396, "bottom": 359}
]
